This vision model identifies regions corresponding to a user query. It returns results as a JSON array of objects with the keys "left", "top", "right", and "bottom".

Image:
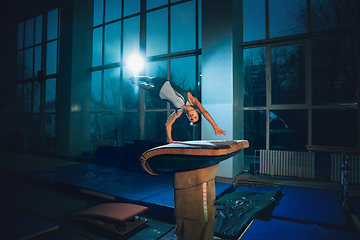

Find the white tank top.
[{"left": 159, "top": 81, "right": 190, "bottom": 110}]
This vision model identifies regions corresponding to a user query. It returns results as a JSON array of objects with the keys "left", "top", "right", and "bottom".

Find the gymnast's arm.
[
  {"left": 165, "top": 111, "right": 183, "bottom": 143},
  {"left": 189, "top": 94, "right": 226, "bottom": 136}
]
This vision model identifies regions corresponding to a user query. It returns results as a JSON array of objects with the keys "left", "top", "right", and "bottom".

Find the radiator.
[
  {"left": 259, "top": 150, "right": 315, "bottom": 179},
  {"left": 331, "top": 154, "right": 360, "bottom": 184}
]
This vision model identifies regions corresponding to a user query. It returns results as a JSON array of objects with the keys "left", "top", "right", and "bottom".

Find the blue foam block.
[{"left": 28, "top": 163, "right": 174, "bottom": 201}]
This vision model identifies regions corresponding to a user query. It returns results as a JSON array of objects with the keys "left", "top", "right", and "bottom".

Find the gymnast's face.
[{"left": 186, "top": 108, "right": 199, "bottom": 123}]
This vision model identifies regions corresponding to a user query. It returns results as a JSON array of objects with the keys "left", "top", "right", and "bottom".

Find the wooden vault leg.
[{"left": 173, "top": 164, "right": 219, "bottom": 240}]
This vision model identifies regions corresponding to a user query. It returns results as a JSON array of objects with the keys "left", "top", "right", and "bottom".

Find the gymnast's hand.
[{"left": 214, "top": 128, "right": 226, "bottom": 136}]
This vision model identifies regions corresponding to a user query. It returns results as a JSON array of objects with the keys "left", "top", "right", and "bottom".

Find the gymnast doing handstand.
[{"left": 129, "top": 76, "right": 226, "bottom": 143}]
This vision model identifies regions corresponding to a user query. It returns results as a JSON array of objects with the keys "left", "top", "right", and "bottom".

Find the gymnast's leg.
[
  {"left": 130, "top": 76, "right": 168, "bottom": 98},
  {"left": 129, "top": 76, "right": 155, "bottom": 90}
]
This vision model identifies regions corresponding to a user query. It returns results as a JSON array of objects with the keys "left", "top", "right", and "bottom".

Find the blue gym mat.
[
  {"left": 27, "top": 162, "right": 175, "bottom": 201},
  {"left": 0, "top": 204, "right": 58, "bottom": 240},
  {"left": 26, "top": 142, "right": 233, "bottom": 221},
  {"left": 271, "top": 185, "right": 348, "bottom": 230},
  {"left": 240, "top": 218, "right": 360, "bottom": 240},
  {"left": 27, "top": 162, "right": 232, "bottom": 202}
]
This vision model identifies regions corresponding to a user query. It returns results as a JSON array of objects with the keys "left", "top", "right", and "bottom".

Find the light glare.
[{"left": 127, "top": 54, "right": 144, "bottom": 75}]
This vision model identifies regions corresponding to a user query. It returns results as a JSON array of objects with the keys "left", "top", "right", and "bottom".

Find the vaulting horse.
[{"left": 140, "top": 140, "right": 249, "bottom": 240}]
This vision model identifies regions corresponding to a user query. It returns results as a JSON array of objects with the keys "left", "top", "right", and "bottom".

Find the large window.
[
  {"left": 242, "top": 0, "right": 358, "bottom": 166},
  {"left": 16, "top": 8, "right": 60, "bottom": 151},
  {"left": 91, "top": 0, "right": 201, "bottom": 145}
]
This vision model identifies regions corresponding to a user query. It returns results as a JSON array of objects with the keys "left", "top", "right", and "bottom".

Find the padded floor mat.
[{"left": 271, "top": 185, "right": 348, "bottom": 230}]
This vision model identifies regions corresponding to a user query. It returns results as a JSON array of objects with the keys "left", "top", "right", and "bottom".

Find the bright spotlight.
[{"left": 127, "top": 54, "right": 145, "bottom": 75}]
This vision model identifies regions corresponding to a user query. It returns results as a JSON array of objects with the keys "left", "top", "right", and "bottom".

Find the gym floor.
[
  {"left": 0, "top": 151, "right": 175, "bottom": 240},
  {"left": 1, "top": 150, "right": 359, "bottom": 240}
]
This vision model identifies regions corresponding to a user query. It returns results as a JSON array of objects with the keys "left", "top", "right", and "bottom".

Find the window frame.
[
  {"left": 15, "top": 8, "right": 61, "bottom": 152},
  {"left": 241, "top": 0, "right": 359, "bottom": 156},
  {"left": 90, "top": 0, "right": 202, "bottom": 145}
]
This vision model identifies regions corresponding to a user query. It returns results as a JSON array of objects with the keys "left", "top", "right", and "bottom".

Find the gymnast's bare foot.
[{"left": 129, "top": 76, "right": 154, "bottom": 90}]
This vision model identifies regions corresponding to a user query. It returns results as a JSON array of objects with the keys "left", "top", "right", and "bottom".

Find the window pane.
[
  {"left": 146, "top": 8, "right": 168, "bottom": 57},
  {"left": 23, "top": 83, "right": 32, "bottom": 113},
  {"left": 33, "top": 82, "right": 41, "bottom": 113},
  {"left": 124, "top": 0, "right": 140, "bottom": 16},
  {"left": 270, "top": 110, "right": 307, "bottom": 151},
  {"left": 16, "top": 84, "right": 23, "bottom": 112},
  {"left": 312, "top": 35, "right": 357, "bottom": 104},
  {"left": 103, "top": 114, "right": 118, "bottom": 140},
  {"left": 312, "top": 109, "right": 357, "bottom": 148},
  {"left": 46, "top": 41, "right": 57, "bottom": 75},
  {"left": 35, "top": 15, "right": 42, "bottom": 44},
  {"left": 94, "top": 0, "right": 104, "bottom": 26},
  {"left": 45, "top": 114, "right": 56, "bottom": 137},
  {"left": 244, "top": 110, "right": 266, "bottom": 156},
  {"left": 121, "top": 112, "right": 139, "bottom": 142},
  {"left": 171, "top": 1, "right": 195, "bottom": 53},
  {"left": 271, "top": 43, "right": 305, "bottom": 104},
  {"left": 244, "top": 47, "right": 266, "bottom": 107},
  {"left": 146, "top": 60, "right": 168, "bottom": 78},
  {"left": 91, "top": 71, "right": 102, "bottom": 111},
  {"left": 105, "top": 0, "right": 122, "bottom": 23},
  {"left": 18, "top": 22, "right": 24, "bottom": 50},
  {"left": 24, "top": 48, "right": 33, "bottom": 79},
  {"left": 45, "top": 78, "right": 56, "bottom": 113},
  {"left": 17, "top": 51, "right": 24, "bottom": 80},
  {"left": 25, "top": 18, "right": 34, "bottom": 48},
  {"left": 243, "top": 0, "right": 265, "bottom": 42},
  {"left": 311, "top": 0, "right": 357, "bottom": 32},
  {"left": 34, "top": 46, "right": 41, "bottom": 77},
  {"left": 122, "top": 66, "right": 139, "bottom": 110},
  {"left": 104, "top": 21, "right": 121, "bottom": 64},
  {"left": 103, "top": 68, "right": 120, "bottom": 111},
  {"left": 145, "top": 112, "right": 167, "bottom": 142},
  {"left": 92, "top": 27, "right": 103, "bottom": 67},
  {"left": 147, "top": 0, "right": 167, "bottom": 9},
  {"left": 145, "top": 60, "right": 168, "bottom": 109},
  {"left": 47, "top": 9, "right": 58, "bottom": 41},
  {"left": 91, "top": 113, "right": 101, "bottom": 139},
  {"left": 123, "top": 16, "right": 140, "bottom": 61},
  {"left": 269, "top": 0, "right": 307, "bottom": 38},
  {"left": 170, "top": 56, "right": 196, "bottom": 93},
  {"left": 32, "top": 115, "right": 41, "bottom": 135}
]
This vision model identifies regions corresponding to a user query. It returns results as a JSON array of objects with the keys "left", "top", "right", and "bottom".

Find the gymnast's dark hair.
[{"left": 190, "top": 113, "right": 202, "bottom": 126}]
